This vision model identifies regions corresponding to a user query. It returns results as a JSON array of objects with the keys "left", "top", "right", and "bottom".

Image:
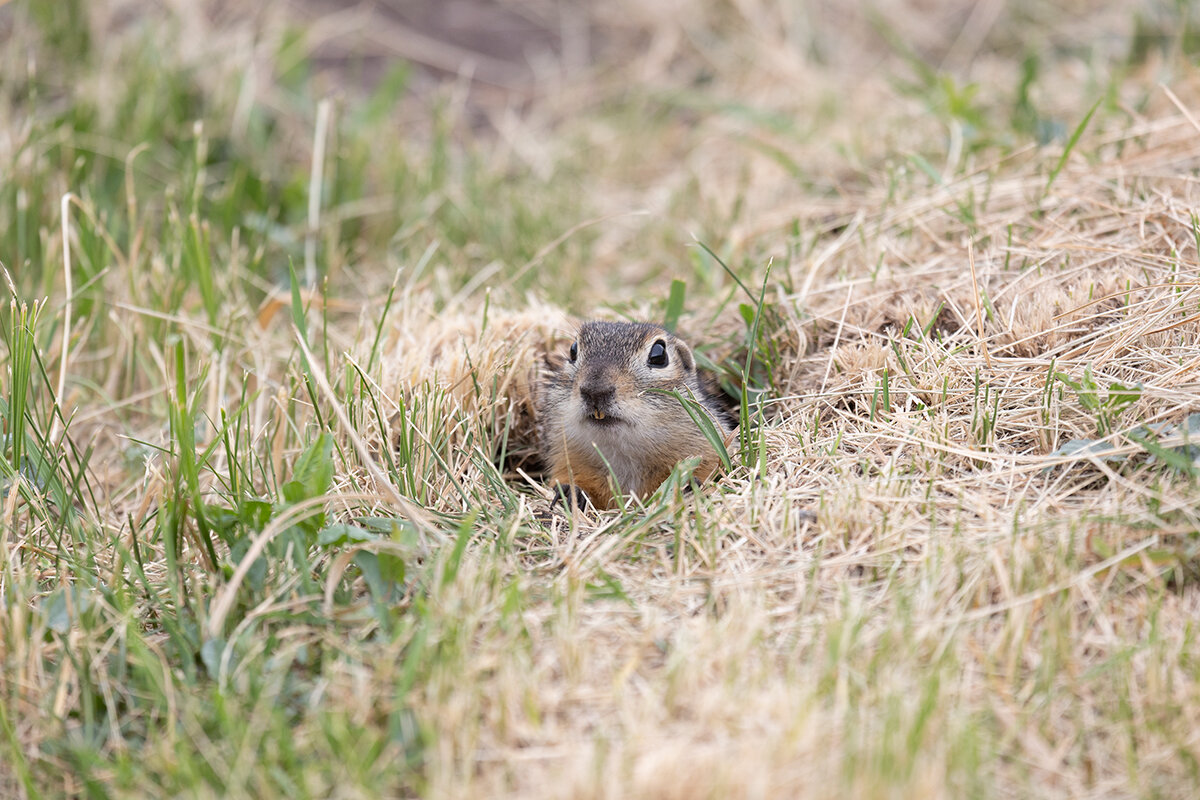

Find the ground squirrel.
[{"left": 538, "top": 321, "right": 734, "bottom": 509}]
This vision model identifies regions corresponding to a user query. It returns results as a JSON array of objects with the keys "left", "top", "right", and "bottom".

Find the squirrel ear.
[{"left": 675, "top": 341, "right": 695, "bottom": 371}]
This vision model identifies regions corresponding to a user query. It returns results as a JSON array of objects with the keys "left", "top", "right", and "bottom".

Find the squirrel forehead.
[{"left": 576, "top": 321, "right": 673, "bottom": 354}]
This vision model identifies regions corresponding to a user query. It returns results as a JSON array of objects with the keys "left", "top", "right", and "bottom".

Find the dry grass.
[{"left": 4, "top": 0, "right": 1200, "bottom": 798}]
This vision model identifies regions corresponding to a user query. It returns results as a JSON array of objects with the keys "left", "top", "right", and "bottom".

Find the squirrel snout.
[{"left": 579, "top": 382, "right": 616, "bottom": 411}]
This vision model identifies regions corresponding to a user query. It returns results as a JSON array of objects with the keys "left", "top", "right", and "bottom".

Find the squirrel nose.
[{"left": 579, "top": 382, "right": 616, "bottom": 409}]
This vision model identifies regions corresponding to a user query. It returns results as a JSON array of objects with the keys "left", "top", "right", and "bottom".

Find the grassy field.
[{"left": 4, "top": 0, "right": 1200, "bottom": 797}]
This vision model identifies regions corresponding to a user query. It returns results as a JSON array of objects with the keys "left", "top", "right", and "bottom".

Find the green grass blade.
[
  {"left": 663, "top": 279, "right": 686, "bottom": 333},
  {"left": 654, "top": 388, "right": 732, "bottom": 472},
  {"left": 695, "top": 240, "right": 756, "bottom": 304},
  {"left": 1045, "top": 97, "right": 1101, "bottom": 194}
]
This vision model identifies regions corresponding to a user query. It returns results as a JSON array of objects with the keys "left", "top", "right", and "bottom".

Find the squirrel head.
[
  {"left": 550, "top": 321, "right": 700, "bottom": 429},
  {"left": 538, "top": 319, "right": 732, "bottom": 507}
]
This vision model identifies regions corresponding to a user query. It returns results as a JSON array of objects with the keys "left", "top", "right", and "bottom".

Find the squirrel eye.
[
  {"left": 569, "top": 342, "right": 578, "bottom": 363},
  {"left": 647, "top": 340, "right": 669, "bottom": 368}
]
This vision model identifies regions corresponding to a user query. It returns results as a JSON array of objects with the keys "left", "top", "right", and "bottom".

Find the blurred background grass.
[{"left": 10, "top": 0, "right": 1197, "bottom": 314}]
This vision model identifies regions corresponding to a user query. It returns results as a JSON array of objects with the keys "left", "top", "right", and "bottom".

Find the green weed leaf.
[
  {"left": 284, "top": 432, "right": 334, "bottom": 504},
  {"left": 318, "top": 523, "right": 377, "bottom": 547}
]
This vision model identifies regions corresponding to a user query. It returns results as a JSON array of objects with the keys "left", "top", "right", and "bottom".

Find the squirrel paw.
[{"left": 551, "top": 484, "right": 592, "bottom": 512}]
